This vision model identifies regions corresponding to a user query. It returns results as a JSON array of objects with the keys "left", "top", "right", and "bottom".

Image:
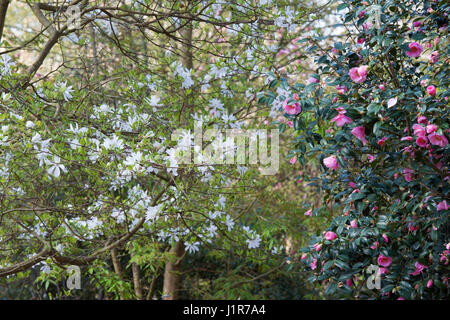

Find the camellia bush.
[{"left": 263, "top": 0, "right": 449, "bottom": 299}]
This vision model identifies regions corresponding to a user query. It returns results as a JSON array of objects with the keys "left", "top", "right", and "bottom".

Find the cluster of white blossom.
[
  {"left": 0, "top": 55, "right": 15, "bottom": 76},
  {"left": 55, "top": 81, "right": 74, "bottom": 101},
  {"left": 172, "top": 61, "right": 194, "bottom": 89},
  {"left": 274, "top": 6, "right": 298, "bottom": 33}
]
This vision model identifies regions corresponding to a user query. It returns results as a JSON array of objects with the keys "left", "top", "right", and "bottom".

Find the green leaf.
[{"left": 337, "top": 3, "right": 348, "bottom": 11}]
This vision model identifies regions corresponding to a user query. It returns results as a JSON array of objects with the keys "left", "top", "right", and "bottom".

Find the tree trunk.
[
  {"left": 162, "top": 241, "right": 185, "bottom": 300},
  {"left": 0, "top": 0, "right": 10, "bottom": 42},
  {"left": 161, "top": 12, "right": 192, "bottom": 301},
  {"left": 111, "top": 248, "right": 124, "bottom": 300},
  {"left": 131, "top": 262, "right": 143, "bottom": 300}
]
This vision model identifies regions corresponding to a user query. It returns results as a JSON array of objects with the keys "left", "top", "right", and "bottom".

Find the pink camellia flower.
[
  {"left": 357, "top": 37, "right": 365, "bottom": 44},
  {"left": 336, "top": 85, "right": 348, "bottom": 95},
  {"left": 379, "top": 84, "right": 385, "bottom": 91},
  {"left": 413, "top": 124, "right": 426, "bottom": 136},
  {"left": 345, "top": 278, "right": 353, "bottom": 287},
  {"left": 426, "top": 124, "right": 437, "bottom": 134},
  {"left": 350, "top": 220, "right": 357, "bottom": 229},
  {"left": 427, "top": 85, "right": 436, "bottom": 96},
  {"left": 410, "top": 261, "right": 427, "bottom": 276},
  {"left": 363, "top": 22, "right": 372, "bottom": 30},
  {"left": 310, "top": 257, "right": 317, "bottom": 270},
  {"left": 283, "top": 99, "right": 302, "bottom": 115},
  {"left": 349, "top": 65, "right": 368, "bottom": 83},
  {"left": 290, "top": 156, "right": 297, "bottom": 164},
  {"left": 359, "top": 10, "right": 365, "bottom": 18},
  {"left": 405, "top": 42, "right": 424, "bottom": 58},
  {"left": 377, "top": 254, "right": 392, "bottom": 267},
  {"left": 308, "top": 76, "right": 319, "bottom": 84},
  {"left": 413, "top": 21, "right": 422, "bottom": 28},
  {"left": 313, "top": 243, "right": 322, "bottom": 251},
  {"left": 408, "top": 222, "right": 419, "bottom": 232},
  {"left": 427, "top": 280, "right": 433, "bottom": 288},
  {"left": 401, "top": 136, "right": 413, "bottom": 141},
  {"left": 437, "top": 200, "right": 448, "bottom": 211},
  {"left": 420, "top": 79, "right": 428, "bottom": 87},
  {"left": 304, "top": 209, "right": 313, "bottom": 216},
  {"left": 377, "top": 137, "right": 388, "bottom": 146},
  {"left": 370, "top": 241, "right": 379, "bottom": 250},
  {"left": 367, "top": 154, "right": 375, "bottom": 163},
  {"left": 351, "top": 126, "right": 367, "bottom": 145},
  {"left": 430, "top": 51, "right": 440, "bottom": 63},
  {"left": 349, "top": 181, "right": 356, "bottom": 188},
  {"left": 428, "top": 132, "right": 448, "bottom": 147},
  {"left": 417, "top": 115, "right": 427, "bottom": 124},
  {"left": 331, "top": 113, "right": 353, "bottom": 127},
  {"left": 397, "top": 297, "right": 406, "bottom": 300},
  {"left": 331, "top": 48, "right": 339, "bottom": 54},
  {"left": 323, "top": 155, "right": 339, "bottom": 170},
  {"left": 324, "top": 231, "right": 337, "bottom": 241},
  {"left": 287, "top": 121, "right": 293, "bottom": 128},
  {"left": 416, "top": 135, "right": 428, "bottom": 148},
  {"left": 382, "top": 234, "right": 389, "bottom": 243},
  {"left": 403, "top": 168, "right": 414, "bottom": 182}
]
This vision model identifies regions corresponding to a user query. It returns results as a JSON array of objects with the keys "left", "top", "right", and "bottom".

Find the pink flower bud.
[
  {"left": 417, "top": 115, "right": 428, "bottom": 124},
  {"left": 324, "top": 231, "right": 337, "bottom": 241},
  {"left": 427, "top": 85, "right": 436, "bottom": 96}
]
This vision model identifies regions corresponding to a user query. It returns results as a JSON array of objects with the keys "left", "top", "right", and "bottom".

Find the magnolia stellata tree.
[{"left": 0, "top": 0, "right": 331, "bottom": 299}]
